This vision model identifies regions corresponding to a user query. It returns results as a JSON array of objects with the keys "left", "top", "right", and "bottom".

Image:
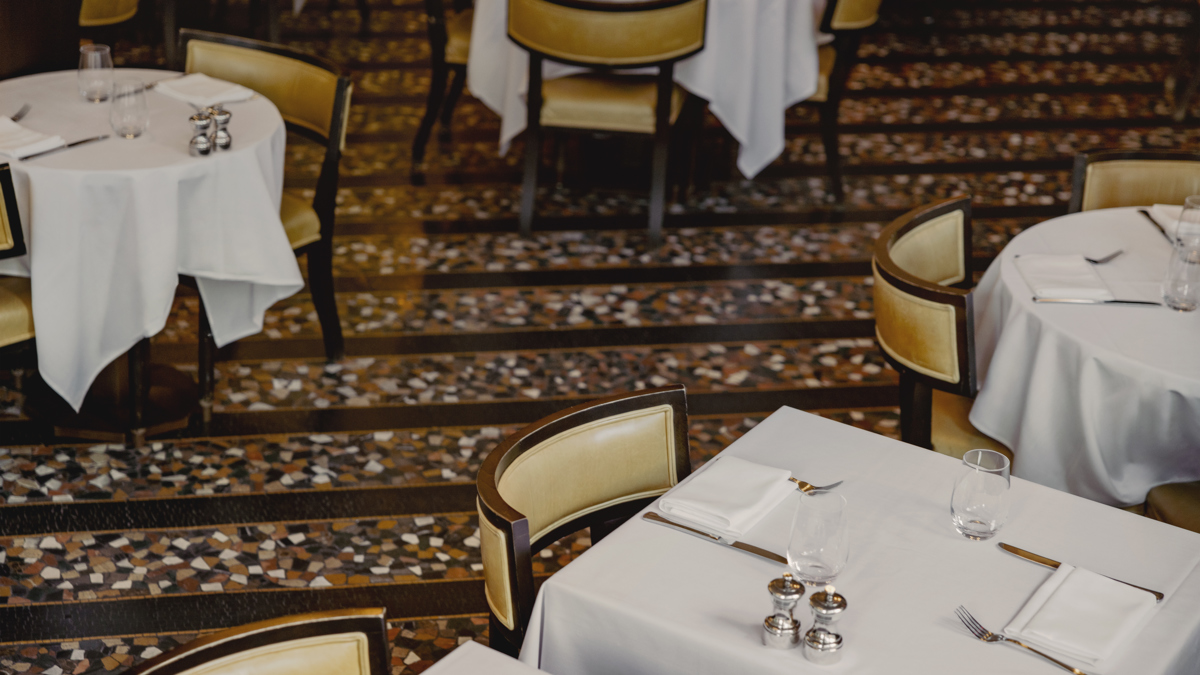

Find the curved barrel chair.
[{"left": 1069, "top": 149, "right": 1200, "bottom": 213}]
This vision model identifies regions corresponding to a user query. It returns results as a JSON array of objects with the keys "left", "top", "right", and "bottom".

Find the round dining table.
[
  {"left": 0, "top": 69, "right": 302, "bottom": 415},
  {"left": 970, "top": 207, "right": 1200, "bottom": 507}
]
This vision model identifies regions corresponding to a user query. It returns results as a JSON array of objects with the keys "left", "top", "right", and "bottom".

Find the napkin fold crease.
[
  {"left": 0, "top": 118, "right": 65, "bottom": 159},
  {"left": 1015, "top": 253, "right": 1115, "bottom": 301},
  {"left": 657, "top": 456, "right": 794, "bottom": 540}
]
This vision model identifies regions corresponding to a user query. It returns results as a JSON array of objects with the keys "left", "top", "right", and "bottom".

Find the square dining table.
[{"left": 518, "top": 407, "right": 1200, "bottom": 674}]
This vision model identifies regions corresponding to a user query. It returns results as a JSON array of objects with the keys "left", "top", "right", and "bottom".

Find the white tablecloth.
[
  {"left": 0, "top": 70, "right": 302, "bottom": 411},
  {"left": 970, "top": 208, "right": 1200, "bottom": 507},
  {"left": 426, "top": 641, "right": 542, "bottom": 674},
  {"left": 520, "top": 407, "right": 1200, "bottom": 675},
  {"left": 467, "top": 0, "right": 826, "bottom": 179}
]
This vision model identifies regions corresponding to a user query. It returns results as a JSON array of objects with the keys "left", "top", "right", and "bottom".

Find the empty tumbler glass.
[
  {"left": 787, "top": 490, "right": 849, "bottom": 585},
  {"left": 950, "top": 449, "right": 1011, "bottom": 540},
  {"left": 110, "top": 78, "right": 149, "bottom": 139},
  {"left": 78, "top": 44, "right": 114, "bottom": 102},
  {"left": 1163, "top": 195, "right": 1200, "bottom": 312}
]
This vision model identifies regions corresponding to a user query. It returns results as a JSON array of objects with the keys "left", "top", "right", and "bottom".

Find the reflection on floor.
[{"left": 2, "top": 0, "right": 1197, "bottom": 671}]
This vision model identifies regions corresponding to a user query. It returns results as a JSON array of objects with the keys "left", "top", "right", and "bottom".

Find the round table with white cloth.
[
  {"left": 0, "top": 69, "right": 302, "bottom": 412},
  {"left": 467, "top": 0, "right": 827, "bottom": 179},
  {"left": 970, "top": 207, "right": 1200, "bottom": 507}
]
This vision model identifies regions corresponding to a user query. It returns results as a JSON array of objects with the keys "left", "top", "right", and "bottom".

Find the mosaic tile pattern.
[
  {"left": 848, "top": 60, "right": 1172, "bottom": 92},
  {"left": 861, "top": 30, "right": 1186, "bottom": 58},
  {"left": 878, "top": 7, "right": 1193, "bottom": 30},
  {"left": 822, "top": 92, "right": 1190, "bottom": 126}
]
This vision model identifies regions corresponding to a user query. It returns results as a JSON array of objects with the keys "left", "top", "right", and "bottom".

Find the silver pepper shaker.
[
  {"left": 810, "top": 584, "right": 847, "bottom": 630},
  {"left": 803, "top": 584, "right": 846, "bottom": 664},
  {"left": 762, "top": 573, "right": 805, "bottom": 648},
  {"left": 209, "top": 106, "right": 232, "bottom": 150},
  {"left": 188, "top": 113, "right": 214, "bottom": 156},
  {"left": 803, "top": 627, "right": 843, "bottom": 665}
]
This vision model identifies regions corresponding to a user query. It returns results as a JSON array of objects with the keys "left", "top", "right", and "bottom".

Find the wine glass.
[
  {"left": 110, "top": 78, "right": 149, "bottom": 139},
  {"left": 786, "top": 490, "right": 848, "bottom": 586},
  {"left": 78, "top": 44, "right": 114, "bottom": 103},
  {"left": 950, "top": 449, "right": 1011, "bottom": 540},
  {"left": 1162, "top": 195, "right": 1200, "bottom": 312}
]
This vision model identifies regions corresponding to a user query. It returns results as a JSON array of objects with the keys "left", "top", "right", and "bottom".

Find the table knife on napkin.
[
  {"left": 1032, "top": 297, "right": 1162, "bottom": 306},
  {"left": 998, "top": 542, "right": 1163, "bottom": 602},
  {"left": 643, "top": 512, "right": 787, "bottom": 565}
]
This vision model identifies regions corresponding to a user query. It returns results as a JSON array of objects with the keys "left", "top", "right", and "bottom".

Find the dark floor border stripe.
[
  {"left": 787, "top": 116, "right": 1195, "bottom": 136},
  {"left": 0, "top": 578, "right": 488, "bottom": 642},
  {"left": 759, "top": 157, "right": 1074, "bottom": 180},
  {"left": 856, "top": 52, "right": 1180, "bottom": 65}
]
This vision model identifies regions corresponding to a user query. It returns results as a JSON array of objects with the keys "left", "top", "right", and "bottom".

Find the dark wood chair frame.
[
  {"left": 1068, "top": 149, "right": 1200, "bottom": 214},
  {"left": 510, "top": 0, "right": 708, "bottom": 244},
  {"left": 873, "top": 196, "right": 977, "bottom": 449},
  {"left": 123, "top": 608, "right": 390, "bottom": 675},
  {"left": 0, "top": 163, "right": 37, "bottom": 387},
  {"left": 411, "top": 0, "right": 473, "bottom": 182},
  {"left": 477, "top": 384, "right": 692, "bottom": 656},
  {"left": 178, "top": 29, "right": 351, "bottom": 429}
]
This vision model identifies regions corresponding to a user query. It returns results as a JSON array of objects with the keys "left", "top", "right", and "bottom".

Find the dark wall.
[{"left": 0, "top": 0, "right": 84, "bottom": 80}]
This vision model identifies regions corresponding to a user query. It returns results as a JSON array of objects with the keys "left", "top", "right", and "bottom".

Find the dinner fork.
[
  {"left": 790, "top": 478, "right": 843, "bottom": 493},
  {"left": 955, "top": 606, "right": 1090, "bottom": 675},
  {"left": 10, "top": 103, "right": 30, "bottom": 122},
  {"left": 1084, "top": 249, "right": 1123, "bottom": 265}
]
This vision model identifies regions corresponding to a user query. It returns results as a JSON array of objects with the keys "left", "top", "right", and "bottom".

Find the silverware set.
[{"left": 955, "top": 606, "right": 1090, "bottom": 675}]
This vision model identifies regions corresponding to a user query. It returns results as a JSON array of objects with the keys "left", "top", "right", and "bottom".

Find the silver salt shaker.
[
  {"left": 189, "top": 113, "right": 214, "bottom": 156},
  {"left": 810, "top": 584, "right": 847, "bottom": 630},
  {"left": 762, "top": 573, "right": 805, "bottom": 648},
  {"left": 209, "top": 106, "right": 232, "bottom": 150},
  {"left": 803, "top": 584, "right": 846, "bottom": 665},
  {"left": 803, "top": 627, "right": 843, "bottom": 665}
]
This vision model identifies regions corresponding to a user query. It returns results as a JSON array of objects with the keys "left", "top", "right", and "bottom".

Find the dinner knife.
[
  {"left": 998, "top": 542, "right": 1164, "bottom": 602},
  {"left": 642, "top": 512, "right": 787, "bottom": 565},
  {"left": 1032, "top": 297, "right": 1162, "bottom": 306},
  {"left": 1137, "top": 208, "right": 1175, "bottom": 244},
  {"left": 22, "top": 134, "right": 111, "bottom": 161}
]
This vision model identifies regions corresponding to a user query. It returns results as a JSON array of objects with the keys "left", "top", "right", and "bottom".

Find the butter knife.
[
  {"left": 642, "top": 512, "right": 787, "bottom": 565},
  {"left": 22, "top": 134, "right": 111, "bottom": 161},
  {"left": 998, "top": 542, "right": 1164, "bottom": 602},
  {"left": 1138, "top": 208, "right": 1175, "bottom": 244},
  {"left": 1032, "top": 297, "right": 1161, "bottom": 306}
]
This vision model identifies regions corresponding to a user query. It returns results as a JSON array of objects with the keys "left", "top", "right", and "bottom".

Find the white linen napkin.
[
  {"left": 0, "top": 117, "right": 65, "bottom": 159},
  {"left": 1149, "top": 203, "right": 1200, "bottom": 243},
  {"left": 658, "top": 456, "right": 794, "bottom": 540},
  {"left": 155, "top": 73, "right": 256, "bottom": 108},
  {"left": 1015, "top": 253, "right": 1115, "bottom": 301},
  {"left": 1004, "top": 564, "right": 1158, "bottom": 665}
]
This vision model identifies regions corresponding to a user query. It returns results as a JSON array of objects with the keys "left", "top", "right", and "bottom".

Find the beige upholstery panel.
[
  {"left": 445, "top": 9, "right": 474, "bottom": 65},
  {"left": 873, "top": 264, "right": 960, "bottom": 384},
  {"left": 79, "top": 0, "right": 138, "bottom": 26},
  {"left": 186, "top": 42, "right": 339, "bottom": 140},
  {"left": 0, "top": 277, "right": 34, "bottom": 348},
  {"left": 930, "top": 390, "right": 1013, "bottom": 463},
  {"left": 1146, "top": 481, "right": 1200, "bottom": 534},
  {"left": 498, "top": 405, "right": 677, "bottom": 543},
  {"left": 171, "top": 634, "right": 369, "bottom": 675},
  {"left": 478, "top": 501, "right": 516, "bottom": 630},
  {"left": 280, "top": 192, "right": 321, "bottom": 249},
  {"left": 1081, "top": 160, "right": 1200, "bottom": 211},
  {"left": 888, "top": 210, "right": 966, "bottom": 286},
  {"left": 540, "top": 76, "right": 686, "bottom": 134},
  {"left": 508, "top": 0, "right": 706, "bottom": 66},
  {"left": 829, "top": 0, "right": 882, "bottom": 30},
  {"left": 0, "top": 186, "right": 13, "bottom": 252},
  {"left": 806, "top": 46, "right": 835, "bottom": 104}
]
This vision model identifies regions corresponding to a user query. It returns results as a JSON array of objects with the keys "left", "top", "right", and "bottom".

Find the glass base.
[{"left": 954, "top": 518, "right": 999, "bottom": 540}]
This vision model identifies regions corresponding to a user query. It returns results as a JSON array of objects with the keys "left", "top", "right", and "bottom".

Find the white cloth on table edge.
[{"left": 425, "top": 641, "right": 542, "bottom": 675}]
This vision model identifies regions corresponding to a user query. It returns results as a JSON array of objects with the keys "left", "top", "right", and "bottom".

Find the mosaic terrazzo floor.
[{"left": 3, "top": 0, "right": 1195, "bottom": 671}]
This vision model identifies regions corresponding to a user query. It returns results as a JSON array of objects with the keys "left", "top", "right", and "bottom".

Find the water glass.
[
  {"left": 1162, "top": 195, "right": 1200, "bottom": 312},
  {"left": 950, "top": 449, "right": 1011, "bottom": 540},
  {"left": 78, "top": 44, "right": 114, "bottom": 102},
  {"left": 110, "top": 78, "right": 150, "bottom": 139},
  {"left": 787, "top": 490, "right": 849, "bottom": 585}
]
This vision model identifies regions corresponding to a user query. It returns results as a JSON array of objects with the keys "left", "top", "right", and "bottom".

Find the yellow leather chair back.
[
  {"left": 185, "top": 40, "right": 350, "bottom": 148},
  {"left": 873, "top": 262, "right": 962, "bottom": 385},
  {"left": 79, "top": 0, "right": 138, "bottom": 26},
  {"left": 829, "top": 0, "right": 882, "bottom": 30},
  {"left": 0, "top": 173, "right": 15, "bottom": 255},
  {"left": 1079, "top": 159, "right": 1200, "bottom": 211},
  {"left": 508, "top": 0, "right": 707, "bottom": 66},
  {"left": 166, "top": 634, "right": 370, "bottom": 675}
]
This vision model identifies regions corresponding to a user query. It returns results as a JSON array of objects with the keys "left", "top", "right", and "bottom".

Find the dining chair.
[
  {"left": 179, "top": 28, "right": 352, "bottom": 425},
  {"left": 79, "top": 0, "right": 138, "bottom": 26},
  {"left": 506, "top": 0, "right": 708, "bottom": 244},
  {"left": 122, "top": 608, "right": 390, "bottom": 675},
  {"left": 0, "top": 164, "right": 35, "bottom": 380},
  {"left": 872, "top": 196, "right": 1013, "bottom": 461},
  {"left": 477, "top": 384, "right": 693, "bottom": 656},
  {"left": 1068, "top": 150, "right": 1200, "bottom": 213},
  {"left": 411, "top": 0, "right": 474, "bottom": 182},
  {"left": 1146, "top": 481, "right": 1200, "bottom": 535}
]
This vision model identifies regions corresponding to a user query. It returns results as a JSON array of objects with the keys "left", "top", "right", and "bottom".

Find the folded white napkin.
[
  {"left": 1004, "top": 564, "right": 1158, "bottom": 665},
  {"left": 1015, "top": 253, "right": 1115, "bottom": 301},
  {"left": 1149, "top": 203, "right": 1200, "bottom": 243},
  {"left": 155, "top": 73, "right": 256, "bottom": 108},
  {"left": 0, "top": 117, "right": 65, "bottom": 159},
  {"left": 658, "top": 456, "right": 795, "bottom": 540}
]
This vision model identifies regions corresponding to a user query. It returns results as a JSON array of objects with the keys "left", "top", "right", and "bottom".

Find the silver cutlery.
[
  {"left": 1084, "top": 249, "right": 1123, "bottom": 265},
  {"left": 790, "top": 478, "right": 843, "bottom": 493},
  {"left": 1032, "top": 297, "right": 1161, "bottom": 307},
  {"left": 998, "top": 542, "right": 1163, "bottom": 602},
  {"left": 1138, "top": 208, "right": 1175, "bottom": 244},
  {"left": 21, "top": 134, "right": 111, "bottom": 161},
  {"left": 10, "top": 103, "right": 30, "bottom": 122},
  {"left": 642, "top": 512, "right": 787, "bottom": 565},
  {"left": 956, "top": 605, "right": 1090, "bottom": 675}
]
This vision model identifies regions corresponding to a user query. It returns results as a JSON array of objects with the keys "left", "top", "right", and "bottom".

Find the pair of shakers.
[
  {"left": 763, "top": 574, "right": 846, "bottom": 665},
  {"left": 189, "top": 106, "right": 232, "bottom": 156}
]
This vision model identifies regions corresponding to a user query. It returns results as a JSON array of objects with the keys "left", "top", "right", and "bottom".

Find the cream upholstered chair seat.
[
  {"left": 541, "top": 75, "right": 686, "bottom": 134},
  {"left": 931, "top": 389, "right": 1013, "bottom": 463},
  {"left": 1146, "top": 481, "right": 1200, "bottom": 534},
  {"left": 445, "top": 8, "right": 474, "bottom": 65},
  {"left": 1069, "top": 150, "right": 1200, "bottom": 212},
  {"left": 0, "top": 277, "right": 33, "bottom": 349},
  {"left": 280, "top": 192, "right": 322, "bottom": 250}
]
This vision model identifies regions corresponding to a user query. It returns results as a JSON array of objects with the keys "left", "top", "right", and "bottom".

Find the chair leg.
[
  {"left": 127, "top": 338, "right": 149, "bottom": 449},
  {"left": 412, "top": 63, "right": 449, "bottom": 181},
  {"left": 647, "top": 63, "right": 674, "bottom": 246},
  {"left": 355, "top": 0, "right": 370, "bottom": 36},
  {"left": 818, "top": 100, "right": 844, "bottom": 203},
  {"left": 488, "top": 614, "right": 521, "bottom": 658},
  {"left": 197, "top": 296, "right": 215, "bottom": 435},
  {"left": 307, "top": 240, "right": 345, "bottom": 362},
  {"left": 898, "top": 370, "right": 933, "bottom": 450},
  {"left": 438, "top": 66, "right": 466, "bottom": 144},
  {"left": 519, "top": 54, "right": 544, "bottom": 237},
  {"left": 162, "top": 0, "right": 179, "bottom": 69}
]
